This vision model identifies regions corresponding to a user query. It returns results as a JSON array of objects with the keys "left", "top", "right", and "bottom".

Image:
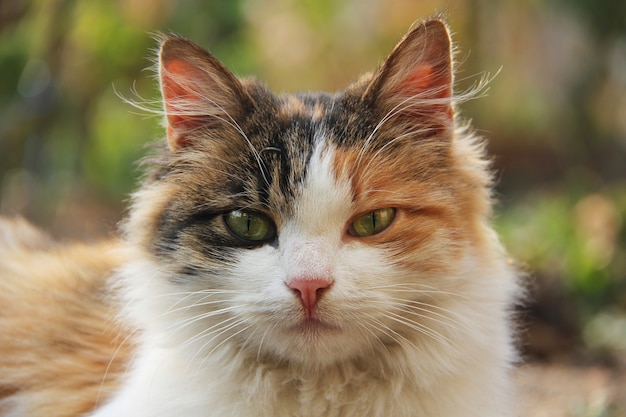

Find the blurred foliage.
[
  {"left": 497, "top": 193, "right": 620, "bottom": 303},
  {"left": 1, "top": 0, "right": 625, "bottom": 361}
]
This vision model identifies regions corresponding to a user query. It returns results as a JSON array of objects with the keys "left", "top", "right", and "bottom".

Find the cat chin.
[
  {"left": 258, "top": 342, "right": 364, "bottom": 369},
  {"left": 248, "top": 322, "right": 378, "bottom": 369}
]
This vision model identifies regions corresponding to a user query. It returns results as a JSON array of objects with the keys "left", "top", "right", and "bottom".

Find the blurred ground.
[{"left": 517, "top": 362, "right": 626, "bottom": 417}]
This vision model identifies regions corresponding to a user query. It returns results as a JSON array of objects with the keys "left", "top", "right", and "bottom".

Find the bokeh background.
[{"left": 1, "top": 0, "right": 625, "bottom": 413}]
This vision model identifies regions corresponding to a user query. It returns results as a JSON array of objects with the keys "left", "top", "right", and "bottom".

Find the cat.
[{"left": 0, "top": 17, "right": 520, "bottom": 417}]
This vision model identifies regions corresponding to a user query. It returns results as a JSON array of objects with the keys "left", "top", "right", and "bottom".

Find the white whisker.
[
  {"left": 389, "top": 301, "right": 472, "bottom": 336},
  {"left": 370, "top": 314, "right": 420, "bottom": 351},
  {"left": 96, "top": 328, "right": 138, "bottom": 407},
  {"left": 381, "top": 310, "right": 460, "bottom": 352},
  {"left": 255, "top": 324, "right": 275, "bottom": 362},
  {"left": 193, "top": 320, "right": 251, "bottom": 367},
  {"left": 179, "top": 314, "right": 241, "bottom": 352},
  {"left": 354, "top": 316, "right": 398, "bottom": 354}
]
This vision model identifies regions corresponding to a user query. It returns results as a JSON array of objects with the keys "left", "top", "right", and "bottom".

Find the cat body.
[
  {"left": 0, "top": 218, "right": 130, "bottom": 417},
  {"left": 0, "top": 18, "right": 519, "bottom": 417}
]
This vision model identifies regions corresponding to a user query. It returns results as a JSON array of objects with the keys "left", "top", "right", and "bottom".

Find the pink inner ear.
[
  {"left": 399, "top": 64, "right": 450, "bottom": 99},
  {"left": 162, "top": 59, "right": 201, "bottom": 128},
  {"left": 161, "top": 59, "right": 206, "bottom": 149},
  {"left": 163, "top": 59, "right": 199, "bottom": 98}
]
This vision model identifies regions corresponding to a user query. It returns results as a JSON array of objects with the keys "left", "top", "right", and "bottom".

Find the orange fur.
[
  {"left": 0, "top": 220, "right": 132, "bottom": 417},
  {"left": 334, "top": 141, "right": 465, "bottom": 259}
]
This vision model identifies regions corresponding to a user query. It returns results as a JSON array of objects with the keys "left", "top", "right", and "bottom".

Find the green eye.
[
  {"left": 349, "top": 208, "right": 396, "bottom": 237},
  {"left": 224, "top": 210, "right": 276, "bottom": 243}
]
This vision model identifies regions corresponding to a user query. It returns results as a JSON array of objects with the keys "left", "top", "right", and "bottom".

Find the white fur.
[{"left": 91, "top": 139, "right": 518, "bottom": 417}]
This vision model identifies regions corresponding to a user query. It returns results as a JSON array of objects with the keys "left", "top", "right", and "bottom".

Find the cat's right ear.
[
  {"left": 361, "top": 19, "right": 454, "bottom": 131},
  {"left": 158, "top": 35, "right": 253, "bottom": 152}
]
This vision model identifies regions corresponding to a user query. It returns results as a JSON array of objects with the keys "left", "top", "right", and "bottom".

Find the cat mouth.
[{"left": 290, "top": 317, "right": 341, "bottom": 334}]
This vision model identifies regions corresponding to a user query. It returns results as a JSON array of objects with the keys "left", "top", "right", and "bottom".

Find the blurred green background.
[{"left": 1, "top": 0, "right": 625, "bottom": 364}]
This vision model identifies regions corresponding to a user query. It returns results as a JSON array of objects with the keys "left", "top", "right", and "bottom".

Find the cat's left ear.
[
  {"left": 158, "top": 35, "right": 253, "bottom": 152},
  {"left": 363, "top": 18, "right": 454, "bottom": 126}
]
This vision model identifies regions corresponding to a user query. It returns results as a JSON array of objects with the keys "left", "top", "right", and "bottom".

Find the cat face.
[{"left": 124, "top": 20, "right": 494, "bottom": 368}]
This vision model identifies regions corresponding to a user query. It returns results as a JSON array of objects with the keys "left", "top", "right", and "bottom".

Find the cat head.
[{"left": 123, "top": 18, "right": 499, "bottom": 368}]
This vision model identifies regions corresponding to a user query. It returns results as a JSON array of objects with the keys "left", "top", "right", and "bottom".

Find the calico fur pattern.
[{"left": 0, "top": 18, "right": 519, "bottom": 417}]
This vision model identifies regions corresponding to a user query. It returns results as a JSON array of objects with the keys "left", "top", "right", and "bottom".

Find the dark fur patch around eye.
[
  {"left": 154, "top": 209, "right": 248, "bottom": 283},
  {"left": 157, "top": 209, "right": 259, "bottom": 252}
]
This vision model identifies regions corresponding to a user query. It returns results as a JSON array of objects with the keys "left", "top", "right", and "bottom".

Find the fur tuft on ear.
[
  {"left": 363, "top": 18, "right": 454, "bottom": 129},
  {"left": 158, "top": 35, "right": 253, "bottom": 152}
]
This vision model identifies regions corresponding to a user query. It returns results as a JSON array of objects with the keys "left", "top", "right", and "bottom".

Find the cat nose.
[{"left": 286, "top": 278, "right": 333, "bottom": 318}]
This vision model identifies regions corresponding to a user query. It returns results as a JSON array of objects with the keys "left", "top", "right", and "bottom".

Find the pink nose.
[{"left": 287, "top": 278, "right": 333, "bottom": 318}]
